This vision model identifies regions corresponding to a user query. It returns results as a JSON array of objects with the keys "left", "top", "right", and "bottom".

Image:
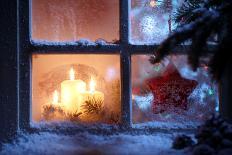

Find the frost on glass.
[
  {"left": 32, "top": 54, "right": 121, "bottom": 124},
  {"left": 130, "top": 0, "right": 183, "bottom": 44},
  {"left": 132, "top": 55, "right": 219, "bottom": 127},
  {"left": 31, "top": 0, "right": 119, "bottom": 43}
]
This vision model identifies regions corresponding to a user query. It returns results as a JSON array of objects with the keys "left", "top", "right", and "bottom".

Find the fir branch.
[
  {"left": 81, "top": 97, "right": 103, "bottom": 115},
  {"left": 150, "top": 11, "right": 216, "bottom": 64},
  {"left": 174, "top": 0, "right": 204, "bottom": 24},
  {"left": 66, "top": 111, "right": 82, "bottom": 122},
  {"left": 150, "top": 0, "right": 232, "bottom": 81},
  {"left": 42, "top": 104, "right": 65, "bottom": 120}
]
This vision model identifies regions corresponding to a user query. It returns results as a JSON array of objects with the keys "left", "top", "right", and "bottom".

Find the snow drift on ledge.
[{"left": 0, "top": 132, "right": 188, "bottom": 155}]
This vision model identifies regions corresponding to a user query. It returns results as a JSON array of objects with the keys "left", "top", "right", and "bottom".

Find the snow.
[
  {"left": 30, "top": 121, "right": 121, "bottom": 132},
  {"left": 133, "top": 121, "right": 201, "bottom": 130},
  {"left": 0, "top": 131, "right": 188, "bottom": 155},
  {"left": 133, "top": 93, "right": 153, "bottom": 111},
  {"left": 29, "top": 120, "right": 199, "bottom": 132},
  {"left": 31, "top": 39, "right": 115, "bottom": 46}
]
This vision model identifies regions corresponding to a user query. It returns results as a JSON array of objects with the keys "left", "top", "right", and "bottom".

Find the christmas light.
[
  {"left": 149, "top": 0, "right": 157, "bottom": 7},
  {"left": 208, "top": 89, "right": 214, "bottom": 96},
  {"left": 153, "top": 65, "right": 161, "bottom": 72}
]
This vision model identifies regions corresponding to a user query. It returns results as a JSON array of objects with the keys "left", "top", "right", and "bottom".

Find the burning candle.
[
  {"left": 52, "top": 90, "right": 59, "bottom": 105},
  {"left": 61, "top": 67, "right": 86, "bottom": 113},
  {"left": 81, "top": 78, "right": 104, "bottom": 112},
  {"left": 89, "top": 78, "right": 104, "bottom": 101}
]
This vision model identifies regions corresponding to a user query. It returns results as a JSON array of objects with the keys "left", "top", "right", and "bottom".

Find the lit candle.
[
  {"left": 61, "top": 67, "right": 86, "bottom": 113},
  {"left": 52, "top": 90, "right": 59, "bottom": 105},
  {"left": 81, "top": 78, "right": 104, "bottom": 112},
  {"left": 89, "top": 78, "right": 104, "bottom": 102}
]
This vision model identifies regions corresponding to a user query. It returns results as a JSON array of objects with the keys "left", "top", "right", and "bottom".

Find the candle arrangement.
[{"left": 42, "top": 67, "right": 104, "bottom": 121}]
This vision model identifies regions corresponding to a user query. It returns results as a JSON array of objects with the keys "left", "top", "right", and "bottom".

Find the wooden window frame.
[{"left": 18, "top": 0, "right": 217, "bottom": 130}]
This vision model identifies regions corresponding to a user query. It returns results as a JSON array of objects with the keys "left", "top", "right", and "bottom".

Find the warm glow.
[
  {"left": 149, "top": 0, "right": 157, "bottom": 7},
  {"left": 69, "top": 67, "right": 75, "bottom": 80},
  {"left": 132, "top": 94, "right": 135, "bottom": 100},
  {"left": 52, "top": 90, "right": 59, "bottom": 105},
  {"left": 32, "top": 54, "right": 121, "bottom": 122},
  {"left": 89, "top": 78, "right": 96, "bottom": 93}
]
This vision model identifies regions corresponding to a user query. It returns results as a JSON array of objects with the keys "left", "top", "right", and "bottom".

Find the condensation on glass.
[
  {"left": 31, "top": 0, "right": 119, "bottom": 42},
  {"left": 132, "top": 55, "right": 219, "bottom": 127},
  {"left": 130, "top": 0, "right": 183, "bottom": 44},
  {"left": 32, "top": 54, "right": 121, "bottom": 124}
]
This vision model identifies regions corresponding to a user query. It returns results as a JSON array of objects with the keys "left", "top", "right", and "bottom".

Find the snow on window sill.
[
  {"left": 132, "top": 121, "right": 201, "bottom": 130},
  {"left": 29, "top": 121, "right": 199, "bottom": 134},
  {"left": 30, "top": 39, "right": 118, "bottom": 46}
]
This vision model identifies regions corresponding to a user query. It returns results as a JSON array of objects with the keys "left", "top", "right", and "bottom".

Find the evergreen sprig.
[
  {"left": 174, "top": 0, "right": 204, "bottom": 25},
  {"left": 81, "top": 97, "right": 103, "bottom": 115},
  {"left": 150, "top": 0, "right": 232, "bottom": 81}
]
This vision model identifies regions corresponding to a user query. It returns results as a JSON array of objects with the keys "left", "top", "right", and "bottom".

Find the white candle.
[
  {"left": 81, "top": 78, "right": 104, "bottom": 113},
  {"left": 61, "top": 68, "right": 86, "bottom": 114},
  {"left": 52, "top": 90, "right": 59, "bottom": 105}
]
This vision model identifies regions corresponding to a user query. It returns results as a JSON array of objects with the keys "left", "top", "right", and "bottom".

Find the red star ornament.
[{"left": 146, "top": 62, "right": 198, "bottom": 113}]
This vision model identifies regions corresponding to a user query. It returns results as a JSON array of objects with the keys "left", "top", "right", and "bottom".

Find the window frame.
[{"left": 18, "top": 0, "right": 217, "bottom": 130}]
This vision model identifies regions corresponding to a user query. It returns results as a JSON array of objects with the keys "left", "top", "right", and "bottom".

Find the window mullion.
[
  {"left": 120, "top": 0, "right": 131, "bottom": 127},
  {"left": 19, "top": 0, "right": 31, "bottom": 130}
]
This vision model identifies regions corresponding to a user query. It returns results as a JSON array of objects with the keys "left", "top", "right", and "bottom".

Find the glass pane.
[
  {"left": 32, "top": 54, "right": 121, "bottom": 124},
  {"left": 132, "top": 55, "right": 219, "bottom": 127},
  {"left": 31, "top": 0, "right": 119, "bottom": 43},
  {"left": 130, "top": 0, "right": 183, "bottom": 44}
]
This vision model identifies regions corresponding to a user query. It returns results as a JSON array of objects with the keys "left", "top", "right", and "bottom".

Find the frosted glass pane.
[
  {"left": 31, "top": 0, "right": 119, "bottom": 43},
  {"left": 132, "top": 55, "right": 219, "bottom": 127},
  {"left": 130, "top": 0, "right": 183, "bottom": 45},
  {"left": 32, "top": 54, "right": 121, "bottom": 124}
]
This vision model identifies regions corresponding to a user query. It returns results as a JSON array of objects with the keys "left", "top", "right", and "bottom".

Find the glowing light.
[
  {"left": 52, "top": 90, "right": 59, "bottom": 105},
  {"left": 132, "top": 94, "right": 135, "bottom": 100},
  {"left": 69, "top": 67, "right": 75, "bottom": 80},
  {"left": 149, "top": 0, "right": 157, "bottom": 7},
  {"left": 215, "top": 101, "right": 219, "bottom": 112},
  {"left": 89, "top": 77, "right": 96, "bottom": 93},
  {"left": 208, "top": 89, "right": 214, "bottom": 96},
  {"left": 153, "top": 65, "right": 161, "bottom": 72},
  {"left": 106, "top": 67, "right": 116, "bottom": 81}
]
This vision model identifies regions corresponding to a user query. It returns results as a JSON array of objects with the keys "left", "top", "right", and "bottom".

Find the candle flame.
[
  {"left": 149, "top": 0, "right": 156, "bottom": 7},
  {"left": 89, "top": 77, "right": 96, "bottom": 93},
  {"left": 69, "top": 67, "right": 75, "bottom": 80},
  {"left": 52, "top": 90, "right": 59, "bottom": 105}
]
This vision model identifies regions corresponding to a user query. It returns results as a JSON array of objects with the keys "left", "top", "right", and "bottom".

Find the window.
[
  {"left": 132, "top": 55, "right": 218, "bottom": 128},
  {"left": 130, "top": 0, "right": 184, "bottom": 44},
  {"left": 31, "top": 0, "right": 119, "bottom": 42},
  {"left": 18, "top": 0, "right": 218, "bottom": 129},
  {"left": 32, "top": 54, "right": 121, "bottom": 124}
]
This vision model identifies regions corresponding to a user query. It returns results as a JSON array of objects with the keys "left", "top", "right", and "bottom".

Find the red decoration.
[{"left": 147, "top": 63, "right": 198, "bottom": 113}]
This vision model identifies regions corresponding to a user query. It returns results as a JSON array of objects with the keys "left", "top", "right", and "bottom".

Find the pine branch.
[
  {"left": 174, "top": 0, "right": 204, "bottom": 24},
  {"left": 150, "top": 0, "right": 232, "bottom": 81},
  {"left": 149, "top": 11, "right": 216, "bottom": 64},
  {"left": 81, "top": 97, "right": 103, "bottom": 115},
  {"left": 42, "top": 104, "right": 65, "bottom": 120}
]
